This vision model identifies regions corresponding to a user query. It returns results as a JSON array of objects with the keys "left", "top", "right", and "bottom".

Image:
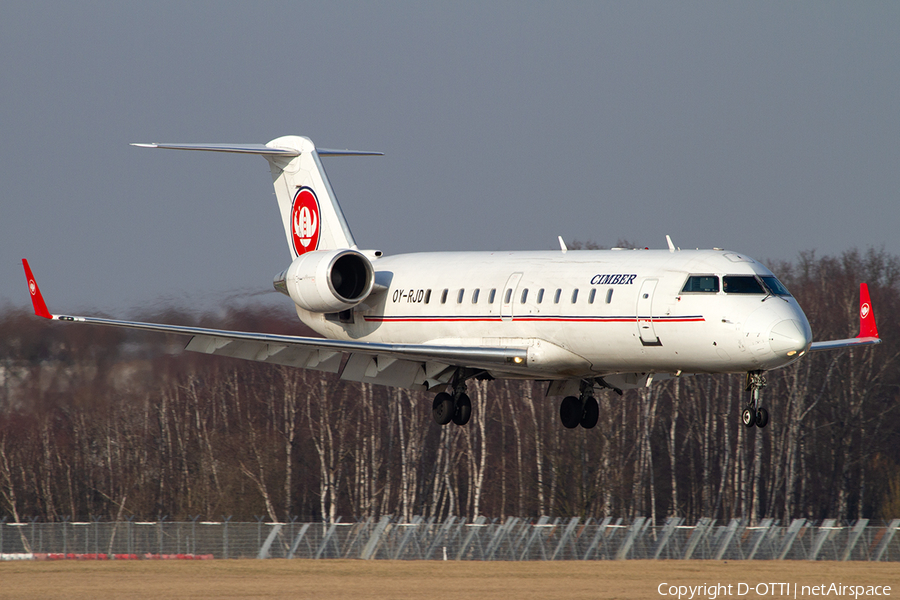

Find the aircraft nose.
[{"left": 768, "top": 319, "right": 811, "bottom": 357}]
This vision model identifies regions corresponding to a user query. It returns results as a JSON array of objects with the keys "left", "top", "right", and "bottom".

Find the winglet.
[
  {"left": 858, "top": 283, "right": 878, "bottom": 339},
  {"left": 22, "top": 259, "right": 52, "bottom": 319}
]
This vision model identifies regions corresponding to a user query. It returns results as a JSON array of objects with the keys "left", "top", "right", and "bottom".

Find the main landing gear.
[
  {"left": 432, "top": 384, "right": 472, "bottom": 427},
  {"left": 741, "top": 371, "right": 769, "bottom": 428},
  {"left": 559, "top": 382, "right": 599, "bottom": 429}
]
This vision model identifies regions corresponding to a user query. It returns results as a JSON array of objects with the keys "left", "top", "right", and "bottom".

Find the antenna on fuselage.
[
  {"left": 558, "top": 236, "right": 568, "bottom": 254},
  {"left": 666, "top": 235, "right": 678, "bottom": 253}
]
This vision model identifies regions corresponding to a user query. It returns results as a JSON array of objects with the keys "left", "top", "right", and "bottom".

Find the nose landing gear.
[{"left": 742, "top": 371, "right": 769, "bottom": 428}]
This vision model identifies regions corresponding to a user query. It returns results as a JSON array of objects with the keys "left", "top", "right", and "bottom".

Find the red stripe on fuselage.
[{"left": 363, "top": 315, "right": 705, "bottom": 323}]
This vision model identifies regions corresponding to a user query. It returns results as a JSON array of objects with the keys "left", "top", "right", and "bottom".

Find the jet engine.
[{"left": 273, "top": 249, "right": 375, "bottom": 313}]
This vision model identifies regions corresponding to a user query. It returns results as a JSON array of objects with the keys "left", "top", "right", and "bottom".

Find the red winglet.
[
  {"left": 22, "top": 259, "right": 52, "bottom": 319},
  {"left": 858, "top": 283, "right": 879, "bottom": 339}
]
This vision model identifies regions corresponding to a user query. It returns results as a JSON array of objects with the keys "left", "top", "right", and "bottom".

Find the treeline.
[{"left": 1, "top": 248, "right": 899, "bottom": 523}]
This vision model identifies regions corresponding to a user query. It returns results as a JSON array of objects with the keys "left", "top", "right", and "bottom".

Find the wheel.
[
  {"left": 559, "top": 396, "right": 582, "bottom": 429},
  {"left": 755, "top": 407, "right": 769, "bottom": 428},
  {"left": 580, "top": 397, "right": 599, "bottom": 429},
  {"left": 432, "top": 392, "right": 454, "bottom": 426},
  {"left": 741, "top": 407, "right": 756, "bottom": 428},
  {"left": 452, "top": 393, "right": 472, "bottom": 426}
]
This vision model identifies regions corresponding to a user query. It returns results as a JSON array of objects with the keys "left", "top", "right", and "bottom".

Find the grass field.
[{"left": 1, "top": 560, "right": 899, "bottom": 600}]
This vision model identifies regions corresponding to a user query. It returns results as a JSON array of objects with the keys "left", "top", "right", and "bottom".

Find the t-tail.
[{"left": 131, "top": 136, "right": 382, "bottom": 258}]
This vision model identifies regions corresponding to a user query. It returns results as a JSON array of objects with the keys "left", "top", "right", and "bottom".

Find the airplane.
[{"left": 22, "top": 135, "right": 881, "bottom": 431}]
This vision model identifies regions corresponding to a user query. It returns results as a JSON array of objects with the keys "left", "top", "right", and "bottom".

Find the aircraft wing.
[
  {"left": 808, "top": 283, "right": 881, "bottom": 352},
  {"left": 22, "top": 260, "right": 526, "bottom": 391}
]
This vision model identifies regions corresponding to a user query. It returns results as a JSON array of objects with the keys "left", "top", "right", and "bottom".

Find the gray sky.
[{"left": 2, "top": 2, "right": 898, "bottom": 315}]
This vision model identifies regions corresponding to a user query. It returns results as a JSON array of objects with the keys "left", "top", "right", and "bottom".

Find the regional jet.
[{"left": 23, "top": 136, "right": 881, "bottom": 430}]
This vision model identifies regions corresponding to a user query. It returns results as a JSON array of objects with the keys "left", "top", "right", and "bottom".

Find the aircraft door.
[
  {"left": 501, "top": 272, "right": 523, "bottom": 321},
  {"left": 637, "top": 279, "right": 661, "bottom": 346}
]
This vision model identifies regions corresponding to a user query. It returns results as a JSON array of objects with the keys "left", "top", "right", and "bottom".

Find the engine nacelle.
[{"left": 273, "top": 249, "right": 375, "bottom": 313}]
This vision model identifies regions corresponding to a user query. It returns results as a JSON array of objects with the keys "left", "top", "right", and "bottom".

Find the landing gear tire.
[
  {"left": 741, "top": 407, "right": 756, "bottom": 428},
  {"left": 580, "top": 397, "right": 599, "bottom": 429},
  {"left": 560, "top": 396, "right": 582, "bottom": 429},
  {"left": 743, "top": 370, "right": 769, "bottom": 429},
  {"left": 432, "top": 392, "right": 455, "bottom": 426},
  {"left": 452, "top": 393, "right": 472, "bottom": 426}
]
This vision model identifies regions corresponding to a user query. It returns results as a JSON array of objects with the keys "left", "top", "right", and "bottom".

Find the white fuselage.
[{"left": 294, "top": 248, "right": 813, "bottom": 385}]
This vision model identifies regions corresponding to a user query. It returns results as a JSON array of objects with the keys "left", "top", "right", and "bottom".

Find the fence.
[{"left": 2, "top": 517, "right": 900, "bottom": 561}]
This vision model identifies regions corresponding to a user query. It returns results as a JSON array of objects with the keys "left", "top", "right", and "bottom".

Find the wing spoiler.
[{"left": 808, "top": 283, "right": 881, "bottom": 352}]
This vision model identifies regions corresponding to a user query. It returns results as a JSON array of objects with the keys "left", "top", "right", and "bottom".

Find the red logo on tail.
[{"left": 291, "top": 188, "right": 320, "bottom": 255}]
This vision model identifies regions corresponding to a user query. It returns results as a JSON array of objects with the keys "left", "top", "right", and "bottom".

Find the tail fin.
[{"left": 132, "top": 137, "right": 382, "bottom": 259}]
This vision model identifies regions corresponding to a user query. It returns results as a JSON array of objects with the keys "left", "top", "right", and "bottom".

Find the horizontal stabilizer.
[
  {"left": 131, "top": 143, "right": 299, "bottom": 156},
  {"left": 317, "top": 148, "right": 384, "bottom": 156},
  {"left": 131, "top": 143, "right": 383, "bottom": 157}
]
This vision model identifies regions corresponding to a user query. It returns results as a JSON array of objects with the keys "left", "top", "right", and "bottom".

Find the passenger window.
[
  {"left": 537, "top": 289, "right": 544, "bottom": 303},
  {"left": 504, "top": 289, "right": 512, "bottom": 304},
  {"left": 723, "top": 275, "right": 765, "bottom": 294},
  {"left": 425, "top": 289, "right": 432, "bottom": 303},
  {"left": 441, "top": 289, "right": 448, "bottom": 304},
  {"left": 457, "top": 289, "right": 465, "bottom": 303},
  {"left": 606, "top": 289, "right": 614, "bottom": 304},
  {"left": 589, "top": 289, "right": 596, "bottom": 304},
  {"left": 520, "top": 289, "right": 528, "bottom": 303},
  {"left": 489, "top": 289, "right": 496, "bottom": 303},
  {"left": 472, "top": 289, "right": 480, "bottom": 303},
  {"left": 681, "top": 275, "right": 719, "bottom": 293},
  {"left": 554, "top": 289, "right": 561, "bottom": 303},
  {"left": 571, "top": 289, "right": 579, "bottom": 303}
]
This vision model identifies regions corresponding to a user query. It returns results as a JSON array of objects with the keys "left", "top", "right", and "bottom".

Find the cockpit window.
[
  {"left": 723, "top": 275, "right": 765, "bottom": 294},
  {"left": 760, "top": 276, "right": 791, "bottom": 297},
  {"left": 681, "top": 275, "right": 719, "bottom": 293}
]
